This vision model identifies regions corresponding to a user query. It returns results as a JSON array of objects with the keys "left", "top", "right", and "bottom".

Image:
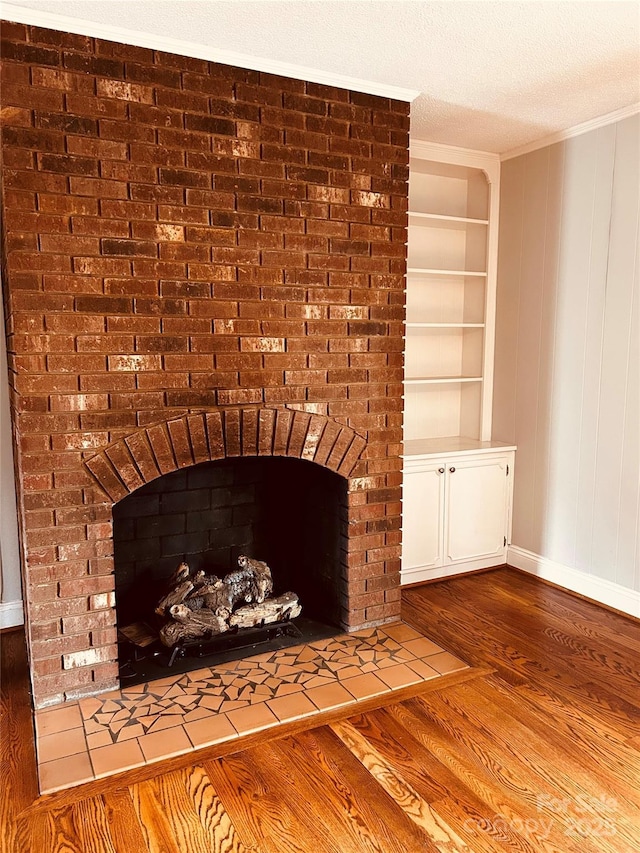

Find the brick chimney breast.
[{"left": 0, "top": 22, "right": 409, "bottom": 708}]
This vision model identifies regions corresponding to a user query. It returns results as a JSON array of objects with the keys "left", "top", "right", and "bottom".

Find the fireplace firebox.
[
  {"left": 112, "top": 454, "right": 347, "bottom": 682},
  {"left": 114, "top": 456, "right": 346, "bottom": 627}
]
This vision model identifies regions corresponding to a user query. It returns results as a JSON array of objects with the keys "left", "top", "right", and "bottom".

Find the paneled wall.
[{"left": 494, "top": 115, "right": 639, "bottom": 596}]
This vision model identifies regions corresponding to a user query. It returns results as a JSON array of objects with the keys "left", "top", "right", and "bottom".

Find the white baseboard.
[
  {"left": 0, "top": 599, "right": 24, "bottom": 630},
  {"left": 508, "top": 546, "right": 640, "bottom": 619}
]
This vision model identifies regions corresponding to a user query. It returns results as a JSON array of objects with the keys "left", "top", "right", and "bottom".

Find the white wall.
[
  {"left": 0, "top": 287, "right": 24, "bottom": 627},
  {"left": 494, "top": 114, "right": 639, "bottom": 614}
]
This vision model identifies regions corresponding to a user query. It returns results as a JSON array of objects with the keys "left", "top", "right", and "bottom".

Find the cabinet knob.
[
  {"left": 438, "top": 467, "right": 445, "bottom": 474},
  {"left": 449, "top": 466, "right": 456, "bottom": 473}
]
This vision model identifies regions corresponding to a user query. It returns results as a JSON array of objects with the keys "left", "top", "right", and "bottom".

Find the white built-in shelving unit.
[{"left": 402, "top": 142, "right": 516, "bottom": 585}]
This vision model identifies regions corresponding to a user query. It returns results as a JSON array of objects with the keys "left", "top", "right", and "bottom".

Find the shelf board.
[
  {"left": 407, "top": 267, "right": 487, "bottom": 277},
  {"left": 402, "top": 437, "right": 517, "bottom": 459},
  {"left": 408, "top": 212, "right": 489, "bottom": 227},
  {"left": 405, "top": 376, "right": 483, "bottom": 385},
  {"left": 405, "top": 322, "right": 485, "bottom": 329}
]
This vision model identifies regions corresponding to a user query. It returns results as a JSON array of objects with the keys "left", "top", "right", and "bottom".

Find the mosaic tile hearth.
[{"left": 34, "top": 623, "right": 468, "bottom": 794}]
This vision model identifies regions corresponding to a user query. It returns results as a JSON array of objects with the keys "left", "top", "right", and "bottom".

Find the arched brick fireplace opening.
[
  {"left": 75, "top": 406, "right": 391, "bottom": 687},
  {"left": 84, "top": 408, "right": 367, "bottom": 502}
]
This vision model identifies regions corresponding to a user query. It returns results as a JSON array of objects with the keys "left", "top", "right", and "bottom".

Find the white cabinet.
[
  {"left": 402, "top": 450, "right": 515, "bottom": 585},
  {"left": 402, "top": 460, "right": 445, "bottom": 573},
  {"left": 445, "top": 454, "right": 510, "bottom": 563}
]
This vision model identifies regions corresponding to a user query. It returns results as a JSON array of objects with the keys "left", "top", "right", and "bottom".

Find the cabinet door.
[
  {"left": 444, "top": 456, "right": 509, "bottom": 564},
  {"left": 402, "top": 464, "right": 445, "bottom": 572}
]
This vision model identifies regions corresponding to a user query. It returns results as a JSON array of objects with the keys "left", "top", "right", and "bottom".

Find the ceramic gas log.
[{"left": 156, "top": 556, "right": 301, "bottom": 647}]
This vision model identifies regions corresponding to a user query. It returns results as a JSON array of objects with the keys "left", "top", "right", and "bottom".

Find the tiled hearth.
[{"left": 34, "top": 622, "right": 467, "bottom": 793}]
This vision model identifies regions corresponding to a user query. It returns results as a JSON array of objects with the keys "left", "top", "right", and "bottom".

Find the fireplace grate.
[{"left": 117, "top": 616, "right": 339, "bottom": 687}]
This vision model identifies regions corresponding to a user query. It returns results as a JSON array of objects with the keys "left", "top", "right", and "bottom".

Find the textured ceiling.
[{"left": 4, "top": 0, "right": 640, "bottom": 153}]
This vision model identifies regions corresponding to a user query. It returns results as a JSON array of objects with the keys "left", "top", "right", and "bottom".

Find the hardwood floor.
[{"left": 2, "top": 567, "right": 639, "bottom": 852}]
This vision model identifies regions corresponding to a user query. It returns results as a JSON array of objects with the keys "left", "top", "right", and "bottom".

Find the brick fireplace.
[{"left": 0, "top": 21, "right": 409, "bottom": 709}]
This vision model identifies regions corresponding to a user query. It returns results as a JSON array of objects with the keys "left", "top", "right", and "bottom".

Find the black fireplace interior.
[{"left": 113, "top": 456, "right": 347, "bottom": 679}]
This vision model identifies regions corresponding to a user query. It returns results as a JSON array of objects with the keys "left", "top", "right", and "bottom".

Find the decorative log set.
[{"left": 155, "top": 556, "right": 302, "bottom": 647}]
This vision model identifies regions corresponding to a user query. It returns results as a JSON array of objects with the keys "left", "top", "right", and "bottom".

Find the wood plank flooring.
[{"left": 2, "top": 567, "right": 639, "bottom": 852}]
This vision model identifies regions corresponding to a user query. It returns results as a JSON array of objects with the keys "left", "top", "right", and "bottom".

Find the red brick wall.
[{"left": 0, "top": 21, "right": 409, "bottom": 708}]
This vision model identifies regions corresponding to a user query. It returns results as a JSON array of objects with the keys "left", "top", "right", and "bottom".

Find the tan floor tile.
[
  {"left": 186, "top": 667, "right": 213, "bottom": 682},
  {"left": 426, "top": 651, "right": 468, "bottom": 675},
  {"left": 146, "top": 714, "right": 185, "bottom": 734},
  {"left": 308, "top": 638, "right": 332, "bottom": 650},
  {"left": 392, "top": 647, "right": 418, "bottom": 662},
  {"left": 87, "top": 731, "right": 113, "bottom": 749},
  {"left": 243, "top": 650, "right": 274, "bottom": 664},
  {"left": 112, "top": 707, "right": 130, "bottom": 720},
  {"left": 84, "top": 718, "right": 107, "bottom": 735},
  {"left": 295, "top": 645, "right": 322, "bottom": 662},
  {"left": 407, "top": 659, "right": 441, "bottom": 680},
  {"left": 39, "top": 751, "right": 94, "bottom": 794},
  {"left": 226, "top": 702, "right": 279, "bottom": 736},
  {"left": 334, "top": 665, "right": 363, "bottom": 680},
  {"left": 305, "top": 675, "right": 336, "bottom": 689},
  {"left": 121, "top": 683, "right": 147, "bottom": 694},
  {"left": 219, "top": 699, "right": 251, "bottom": 713},
  {"left": 78, "top": 697, "right": 104, "bottom": 720},
  {"left": 273, "top": 664, "right": 299, "bottom": 678},
  {"left": 37, "top": 726, "right": 88, "bottom": 764},
  {"left": 403, "top": 637, "right": 446, "bottom": 658},
  {"left": 185, "top": 713, "right": 238, "bottom": 748},
  {"left": 376, "top": 656, "right": 403, "bottom": 670},
  {"left": 146, "top": 675, "right": 183, "bottom": 690},
  {"left": 375, "top": 663, "right": 422, "bottom": 690},
  {"left": 200, "top": 695, "right": 224, "bottom": 712},
  {"left": 172, "top": 693, "right": 198, "bottom": 707},
  {"left": 35, "top": 703, "right": 83, "bottom": 737},
  {"left": 267, "top": 692, "right": 317, "bottom": 722},
  {"left": 138, "top": 725, "right": 192, "bottom": 762},
  {"left": 342, "top": 672, "right": 389, "bottom": 701},
  {"left": 306, "top": 683, "right": 354, "bottom": 712},
  {"left": 274, "top": 682, "right": 304, "bottom": 697},
  {"left": 350, "top": 627, "right": 377, "bottom": 639},
  {"left": 97, "top": 689, "right": 125, "bottom": 701},
  {"left": 117, "top": 723, "right": 145, "bottom": 742},
  {"left": 183, "top": 706, "right": 212, "bottom": 723},
  {"left": 90, "top": 740, "right": 145, "bottom": 778},
  {"left": 244, "top": 671, "right": 269, "bottom": 684},
  {"left": 297, "top": 661, "right": 320, "bottom": 673},
  {"left": 135, "top": 695, "right": 157, "bottom": 707},
  {"left": 381, "top": 622, "right": 423, "bottom": 643}
]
